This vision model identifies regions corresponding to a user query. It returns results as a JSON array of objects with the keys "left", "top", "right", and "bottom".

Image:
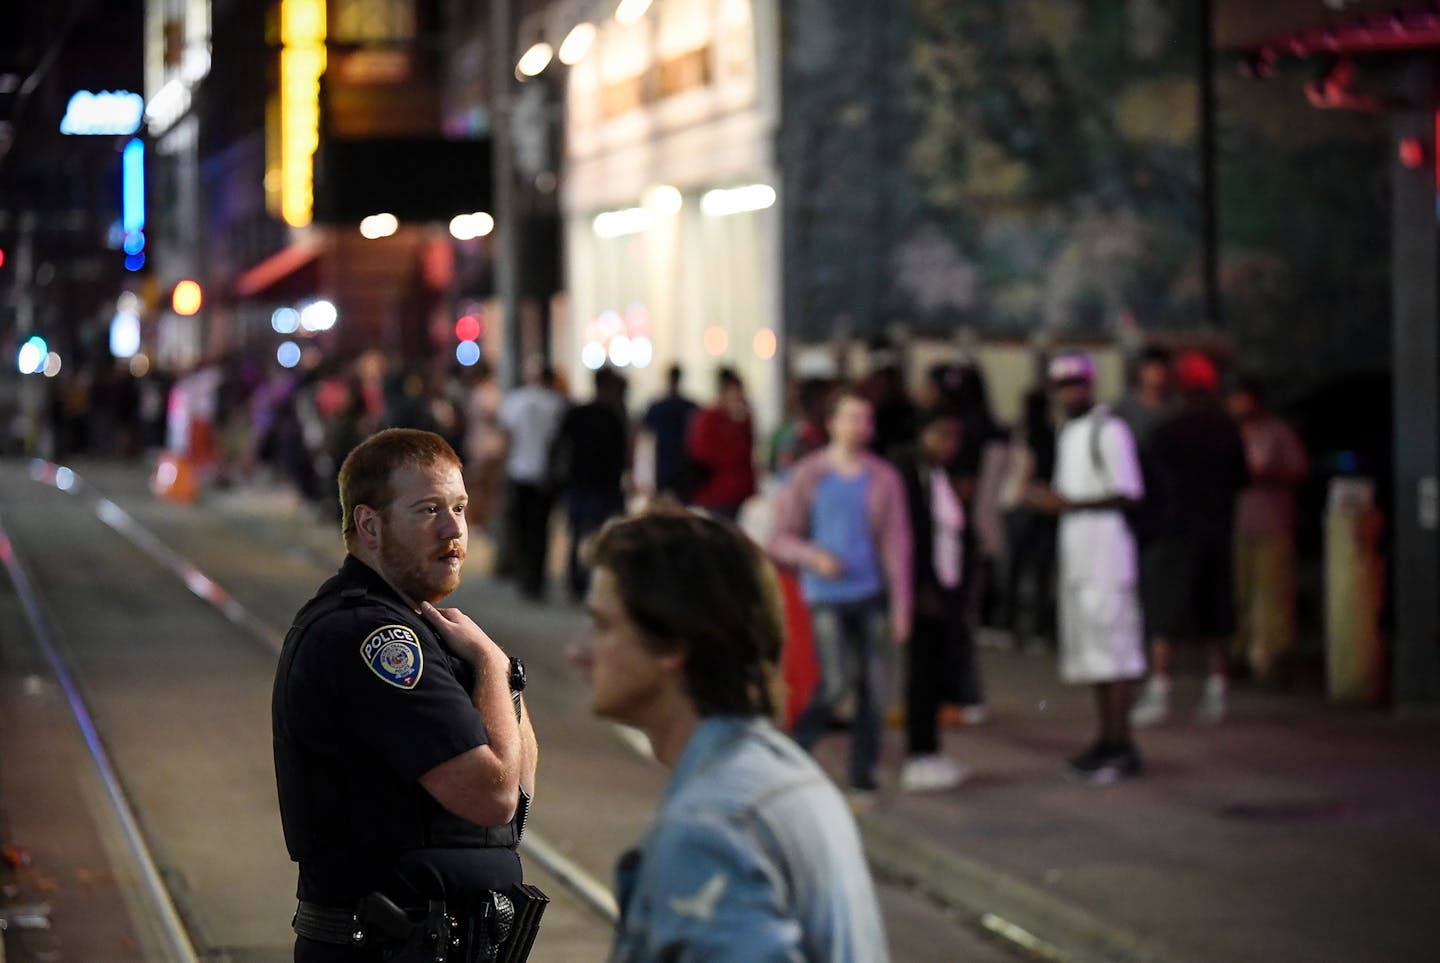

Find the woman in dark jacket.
[{"left": 890, "top": 406, "right": 974, "bottom": 792}]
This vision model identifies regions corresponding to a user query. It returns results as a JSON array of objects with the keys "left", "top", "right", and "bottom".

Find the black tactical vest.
[{"left": 272, "top": 584, "right": 520, "bottom": 879}]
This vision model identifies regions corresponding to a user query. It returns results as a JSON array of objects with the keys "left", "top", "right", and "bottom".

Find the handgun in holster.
[{"left": 362, "top": 883, "right": 550, "bottom": 963}]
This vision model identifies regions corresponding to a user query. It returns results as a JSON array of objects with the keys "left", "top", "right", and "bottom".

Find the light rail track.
[
  {"left": 0, "top": 497, "right": 201, "bottom": 963},
  {"left": 19, "top": 460, "right": 620, "bottom": 934}
]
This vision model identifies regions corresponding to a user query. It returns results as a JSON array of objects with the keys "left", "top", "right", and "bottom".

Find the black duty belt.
[
  {"left": 293, "top": 900, "right": 369, "bottom": 946},
  {"left": 293, "top": 886, "right": 548, "bottom": 963}
]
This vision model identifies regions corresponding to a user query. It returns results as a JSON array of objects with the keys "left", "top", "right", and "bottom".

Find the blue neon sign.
[
  {"left": 122, "top": 138, "right": 145, "bottom": 234},
  {"left": 122, "top": 138, "right": 145, "bottom": 271}
]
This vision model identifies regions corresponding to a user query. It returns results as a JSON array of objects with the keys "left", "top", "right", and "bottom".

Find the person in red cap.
[{"left": 1130, "top": 350, "right": 1251, "bottom": 726}]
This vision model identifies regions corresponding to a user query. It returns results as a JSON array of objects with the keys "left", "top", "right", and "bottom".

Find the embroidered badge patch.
[{"left": 361, "top": 625, "right": 424, "bottom": 689}]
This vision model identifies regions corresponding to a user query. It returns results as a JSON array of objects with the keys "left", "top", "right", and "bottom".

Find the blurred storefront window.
[{"left": 563, "top": 0, "right": 780, "bottom": 426}]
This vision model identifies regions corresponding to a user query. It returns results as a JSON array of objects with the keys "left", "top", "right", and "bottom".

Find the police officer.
[{"left": 273, "top": 428, "right": 540, "bottom": 961}]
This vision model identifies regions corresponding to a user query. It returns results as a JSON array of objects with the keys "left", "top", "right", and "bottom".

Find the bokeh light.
[
  {"left": 703, "top": 326, "right": 728, "bottom": 357},
  {"left": 455, "top": 340, "right": 481, "bottom": 366},
  {"left": 581, "top": 342, "right": 607, "bottom": 370},
  {"left": 753, "top": 327, "right": 777, "bottom": 360}
]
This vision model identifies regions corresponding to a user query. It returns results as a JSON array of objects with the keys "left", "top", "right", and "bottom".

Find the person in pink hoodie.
[{"left": 769, "top": 390, "right": 913, "bottom": 796}]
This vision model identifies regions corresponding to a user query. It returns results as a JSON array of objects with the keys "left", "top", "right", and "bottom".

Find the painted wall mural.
[{"left": 781, "top": 0, "right": 1391, "bottom": 375}]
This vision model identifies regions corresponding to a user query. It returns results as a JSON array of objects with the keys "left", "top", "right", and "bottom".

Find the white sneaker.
[
  {"left": 900, "top": 755, "right": 971, "bottom": 792},
  {"left": 1130, "top": 678, "right": 1170, "bottom": 727},
  {"left": 1195, "top": 676, "right": 1228, "bottom": 724}
]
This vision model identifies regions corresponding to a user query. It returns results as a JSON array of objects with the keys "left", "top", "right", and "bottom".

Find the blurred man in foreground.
[{"left": 572, "top": 507, "right": 889, "bottom": 961}]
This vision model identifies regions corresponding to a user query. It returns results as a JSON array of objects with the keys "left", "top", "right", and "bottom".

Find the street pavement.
[
  {"left": 0, "top": 458, "right": 1014, "bottom": 963},
  {"left": 3, "top": 456, "right": 1439, "bottom": 961}
]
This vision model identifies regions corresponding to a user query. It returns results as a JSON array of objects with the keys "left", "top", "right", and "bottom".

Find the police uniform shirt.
[{"left": 279, "top": 554, "right": 507, "bottom": 904}]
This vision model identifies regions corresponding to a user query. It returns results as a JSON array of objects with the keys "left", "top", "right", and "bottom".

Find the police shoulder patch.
[{"left": 361, "top": 624, "right": 424, "bottom": 690}]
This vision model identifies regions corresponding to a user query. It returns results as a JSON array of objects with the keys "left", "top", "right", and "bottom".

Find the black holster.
[
  {"left": 295, "top": 885, "right": 548, "bottom": 963},
  {"left": 380, "top": 886, "right": 548, "bottom": 963}
]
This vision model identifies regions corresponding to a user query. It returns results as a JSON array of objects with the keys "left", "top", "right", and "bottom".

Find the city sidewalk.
[{"left": 69, "top": 462, "right": 1440, "bottom": 963}]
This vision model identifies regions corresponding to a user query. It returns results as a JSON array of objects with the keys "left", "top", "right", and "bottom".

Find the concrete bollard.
[{"left": 1324, "top": 476, "right": 1386, "bottom": 705}]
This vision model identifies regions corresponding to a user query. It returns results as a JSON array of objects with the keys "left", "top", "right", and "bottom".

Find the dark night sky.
[{"left": 0, "top": 0, "right": 144, "bottom": 184}]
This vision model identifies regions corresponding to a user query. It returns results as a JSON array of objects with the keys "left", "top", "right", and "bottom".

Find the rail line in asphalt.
[
  {"left": 0, "top": 495, "right": 201, "bottom": 963},
  {"left": 25, "top": 460, "right": 622, "bottom": 927}
]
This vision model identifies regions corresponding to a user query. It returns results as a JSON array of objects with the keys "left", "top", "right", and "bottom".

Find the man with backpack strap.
[{"left": 1026, "top": 354, "right": 1147, "bottom": 785}]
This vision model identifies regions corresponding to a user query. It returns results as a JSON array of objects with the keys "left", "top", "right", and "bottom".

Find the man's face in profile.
[
  {"left": 574, "top": 567, "right": 676, "bottom": 726},
  {"left": 375, "top": 461, "right": 469, "bottom": 605}
]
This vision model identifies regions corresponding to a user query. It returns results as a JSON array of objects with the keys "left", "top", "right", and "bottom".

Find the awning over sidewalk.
[{"left": 231, "top": 240, "right": 324, "bottom": 300}]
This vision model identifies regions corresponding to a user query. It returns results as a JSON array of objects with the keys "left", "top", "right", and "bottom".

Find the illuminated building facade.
[{"left": 560, "top": 0, "right": 783, "bottom": 423}]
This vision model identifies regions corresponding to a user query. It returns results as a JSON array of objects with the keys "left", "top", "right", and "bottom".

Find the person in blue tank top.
[{"left": 770, "top": 391, "right": 913, "bottom": 795}]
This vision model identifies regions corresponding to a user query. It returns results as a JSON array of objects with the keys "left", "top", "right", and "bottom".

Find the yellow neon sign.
[{"left": 280, "top": 0, "right": 326, "bottom": 227}]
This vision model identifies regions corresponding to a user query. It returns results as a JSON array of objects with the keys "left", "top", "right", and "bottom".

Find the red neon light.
[
  {"left": 454, "top": 314, "right": 482, "bottom": 342},
  {"left": 1246, "top": 10, "right": 1440, "bottom": 59},
  {"left": 1400, "top": 137, "right": 1425, "bottom": 169}
]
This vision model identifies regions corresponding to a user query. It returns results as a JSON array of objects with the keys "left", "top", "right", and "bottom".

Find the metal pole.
[
  {"left": 491, "top": 0, "right": 521, "bottom": 388},
  {"left": 1199, "top": 0, "right": 1220, "bottom": 327}
]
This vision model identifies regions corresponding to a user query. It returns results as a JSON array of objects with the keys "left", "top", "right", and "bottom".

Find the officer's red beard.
[{"left": 378, "top": 529, "right": 465, "bottom": 606}]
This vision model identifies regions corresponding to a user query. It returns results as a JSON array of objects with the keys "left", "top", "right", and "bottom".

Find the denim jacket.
[{"left": 609, "top": 716, "right": 889, "bottom": 962}]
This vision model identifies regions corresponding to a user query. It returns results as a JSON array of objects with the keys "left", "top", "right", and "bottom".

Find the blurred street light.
[
  {"left": 559, "top": 23, "right": 596, "bottom": 65},
  {"left": 517, "top": 42, "right": 554, "bottom": 78},
  {"left": 359, "top": 213, "right": 398, "bottom": 239},
  {"left": 701, "top": 184, "right": 776, "bottom": 217},
  {"left": 299, "top": 299, "right": 337, "bottom": 332},
  {"left": 110, "top": 309, "right": 141, "bottom": 358},
  {"left": 272, "top": 307, "right": 300, "bottom": 334},
  {"left": 449, "top": 211, "right": 495, "bottom": 240},
  {"left": 593, "top": 207, "right": 649, "bottom": 238},
  {"left": 615, "top": 0, "right": 653, "bottom": 26},
  {"left": 16, "top": 337, "right": 47, "bottom": 375},
  {"left": 645, "top": 185, "right": 682, "bottom": 215},
  {"left": 172, "top": 280, "right": 203, "bottom": 316}
]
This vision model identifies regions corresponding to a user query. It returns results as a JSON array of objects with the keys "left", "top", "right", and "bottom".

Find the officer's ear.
[{"left": 355, "top": 504, "right": 383, "bottom": 547}]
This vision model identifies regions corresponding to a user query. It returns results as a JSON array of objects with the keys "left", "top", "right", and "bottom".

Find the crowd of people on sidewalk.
[
  {"left": 428, "top": 343, "right": 1306, "bottom": 795},
  {"left": 58, "top": 338, "right": 1308, "bottom": 794},
  {"left": 26, "top": 336, "right": 1323, "bottom": 959}
]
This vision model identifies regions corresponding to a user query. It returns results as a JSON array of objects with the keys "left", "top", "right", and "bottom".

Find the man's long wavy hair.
[
  {"left": 339, "top": 428, "right": 463, "bottom": 550},
  {"left": 589, "top": 504, "right": 785, "bottom": 719}
]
